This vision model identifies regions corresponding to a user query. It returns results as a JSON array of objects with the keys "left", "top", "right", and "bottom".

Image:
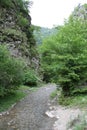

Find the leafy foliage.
[
  {"left": 24, "top": 68, "right": 38, "bottom": 86},
  {"left": 0, "top": 0, "right": 13, "bottom": 8},
  {"left": 34, "top": 27, "right": 57, "bottom": 45},
  {"left": 17, "top": 14, "right": 29, "bottom": 27},
  {"left": 40, "top": 17, "right": 87, "bottom": 96},
  {"left": 0, "top": 90, "right": 25, "bottom": 112},
  {"left": 0, "top": 45, "right": 25, "bottom": 96},
  {"left": 0, "top": 0, "right": 31, "bottom": 14}
]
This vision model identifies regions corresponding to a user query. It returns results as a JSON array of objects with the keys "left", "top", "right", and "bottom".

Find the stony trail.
[
  {"left": 0, "top": 84, "right": 57, "bottom": 130},
  {"left": 0, "top": 84, "right": 83, "bottom": 130}
]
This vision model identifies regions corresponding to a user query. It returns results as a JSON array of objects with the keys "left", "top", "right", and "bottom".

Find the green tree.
[{"left": 40, "top": 18, "right": 87, "bottom": 96}]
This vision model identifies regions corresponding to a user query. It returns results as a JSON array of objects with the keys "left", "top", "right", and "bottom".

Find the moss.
[
  {"left": 19, "top": 45, "right": 30, "bottom": 56},
  {"left": 0, "top": 35, "right": 7, "bottom": 41},
  {"left": 0, "top": 0, "right": 13, "bottom": 8},
  {"left": 0, "top": 28, "right": 27, "bottom": 41},
  {"left": 30, "top": 47, "right": 38, "bottom": 57},
  {"left": 2, "top": 28, "right": 22, "bottom": 36},
  {"left": 17, "top": 14, "right": 29, "bottom": 27}
]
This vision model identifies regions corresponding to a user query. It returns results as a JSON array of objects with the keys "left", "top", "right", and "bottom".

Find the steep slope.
[
  {"left": 0, "top": 0, "right": 39, "bottom": 70},
  {"left": 71, "top": 3, "right": 87, "bottom": 20}
]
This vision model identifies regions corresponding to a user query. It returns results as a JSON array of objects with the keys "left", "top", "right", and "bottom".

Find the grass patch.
[
  {"left": 0, "top": 91, "right": 25, "bottom": 112},
  {"left": 59, "top": 94, "right": 87, "bottom": 107},
  {"left": 20, "top": 85, "right": 40, "bottom": 92},
  {"left": 50, "top": 90, "right": 58, "bottom": 99},
  {"left": 0, "top": 85, "right": 39, "bottom": 112}
]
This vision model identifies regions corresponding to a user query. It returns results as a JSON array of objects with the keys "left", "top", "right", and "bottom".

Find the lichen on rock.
[{"left": 0, "top": 0, "right": 39, "bottom": 70}]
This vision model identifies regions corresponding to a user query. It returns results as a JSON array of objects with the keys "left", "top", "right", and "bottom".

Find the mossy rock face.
[
  {"left": 0, "top": 28, "right": 29, "bottom": 57},
  {"left": 0, "top": 0, "right": 39, "bottom": 70},
  {"left": 72, "top": 4, "right": 87, "bottom": 20}
]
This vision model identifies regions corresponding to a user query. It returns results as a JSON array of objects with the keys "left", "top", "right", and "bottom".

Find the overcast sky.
[{"left": 30, "top": 0, "right": 87, "bottom": 28}]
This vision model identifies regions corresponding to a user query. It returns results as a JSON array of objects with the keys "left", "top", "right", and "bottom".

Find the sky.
[{"left": 30, "top": 0, "right": 87, "bottom": 28}]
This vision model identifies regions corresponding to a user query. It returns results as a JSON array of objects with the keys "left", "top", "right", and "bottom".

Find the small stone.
[
  {"left": 8, "top": 120, "right": 14, "bottom": 126},
  {"left": 56, "top": 116, "right": 60, "bottom": 119},
  {"left": 0, "top": 113, "right": 2, "bottom": 116},
  {"left": 49, "top": 106, "right": 53, "bottom": 110},
  {"left": 48, "top": 103, "right": 51, "bottom": 106},
  {"left": 11, "top": 126, "right": 16, "bottom": 129},
  {"left": 6, "top": 112, "right": 9, "bottom": 115},
  {"left": 45, "top": 111, "right": 55, "bottom": 118},
  {"left": 8, "top": 122, "right": 11, "bottom": 126}
]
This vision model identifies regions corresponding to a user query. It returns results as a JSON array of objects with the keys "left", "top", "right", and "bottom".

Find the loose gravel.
[{"left": 0, "top": 84, "right": 56, "bottom": 130}]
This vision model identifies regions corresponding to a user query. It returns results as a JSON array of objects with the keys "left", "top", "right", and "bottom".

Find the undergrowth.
[
  {"left": 59, "top": 94, "right": 87, "bottom": 107},
  {"left": 57, "top": 86, "right": 87, "bottom": 107},
  {"left": 0, "top": 85, "right": 39, "bottom": 112}
]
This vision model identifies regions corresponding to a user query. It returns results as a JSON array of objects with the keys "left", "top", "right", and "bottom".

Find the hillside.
[{"left": 34, "top": 27, "right": 57, "bottom": 45}]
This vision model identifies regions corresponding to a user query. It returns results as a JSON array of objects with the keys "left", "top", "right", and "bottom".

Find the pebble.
[
  {"left": 8, "top": 120, "right": 15, "bottom": 126},
  {"left": 45, "top": 111, "right": 55, "bottom": 118},
  {"left": 0, "top": 114, "right": 2, "bottom": 116}
]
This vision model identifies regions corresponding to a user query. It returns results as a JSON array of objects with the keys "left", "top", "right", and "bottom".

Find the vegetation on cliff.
[{"left": 0, "top": 0, "right": 39, "bottom": 97}]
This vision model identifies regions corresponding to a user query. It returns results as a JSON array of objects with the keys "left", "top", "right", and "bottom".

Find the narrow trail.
[
  {"left": 0, "top": 84, "right": 57, "bottom": 130},
  {"left": 0, "top": 84, "right": 84, "bottom": 130}
]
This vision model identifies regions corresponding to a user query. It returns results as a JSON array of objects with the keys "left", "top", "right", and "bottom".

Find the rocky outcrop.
[
  {"left": 71, "top": 4, "right": 87, "bottom": 20},
  {"left": 0, "top": 0, "right": 39, "bottom": 70}
]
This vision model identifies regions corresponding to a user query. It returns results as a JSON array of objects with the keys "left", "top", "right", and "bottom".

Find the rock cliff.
[
  {"left": 71, "top": 3, "right": 87, "bottom": 20},
  {"left": 0, "top": 0, "right": 39, "bottom": 70}
]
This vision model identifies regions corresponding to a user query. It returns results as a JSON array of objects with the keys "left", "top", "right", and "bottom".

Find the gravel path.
[
  {"left": 0, "top": 84, "right": 57, "bottom": 130},
  {"left": 0, "top": 84, "right": 84, "bottom": 130}
]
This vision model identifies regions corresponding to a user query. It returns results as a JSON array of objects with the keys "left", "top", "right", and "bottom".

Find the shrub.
[
  {"left": 0, "top": 45, "right": 25, "bottom": 96},
  {"left": 24, "top": 68, "right": 38, "bottom": 86},
  {"left": 17, "top": 14, "right": 29, "bottom": 27},
  {"left": 0, "top": 0, "right": 30, "bottom": 14}
]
